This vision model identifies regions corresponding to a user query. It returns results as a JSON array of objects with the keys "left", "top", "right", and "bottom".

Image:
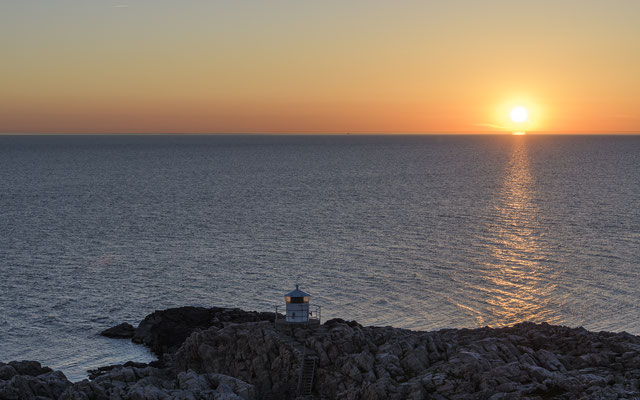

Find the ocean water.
[{"left": 1, "top": 134, "right": 639, "bottom": 381}]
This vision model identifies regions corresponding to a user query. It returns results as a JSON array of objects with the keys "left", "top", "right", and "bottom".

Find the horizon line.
[{"left": 1, "top": 131, "right": 639, "bottom": 136}]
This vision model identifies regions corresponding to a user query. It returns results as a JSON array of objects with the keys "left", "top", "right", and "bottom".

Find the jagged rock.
[
  {"left": 131, "top": 307, "right": 276, "bottom": 356},
  {"left": 88, "top": 361, "right": 150, "bottom": 380},
  {"left": 101, "top": 323, "right": 135, "bottom": 339},
  {"left": 64, "top": 365, "right": 254, "bottom": 400},
  {"left": 8, "top": 307, "right": 640, "bottom": 399},
  {"left": 0, "top": 363, "right": 72, "bottom": 400},
  {"left": 1, "top": 360, "right": 254, "bottom": 400},
  {"left": 172, "top": 318, "right": 640, "bottom": 399},
  {"left": 6, "top": 360, "right": 53, "bottom": 377},
  {"left": 205, "top": 373, "right": 255, "bottom": 400},
  {"left": 0, "top": 365, "right": 17, "bottom": 381}
]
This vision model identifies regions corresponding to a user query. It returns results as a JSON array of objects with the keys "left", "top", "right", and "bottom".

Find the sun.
[{"left": 510, "top": 106, "right": 528, "bottom": 123}]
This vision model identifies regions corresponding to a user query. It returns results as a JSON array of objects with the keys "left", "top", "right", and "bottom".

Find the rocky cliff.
[
  {"left": 0, "top": 360, "right": 254, "bottom": 400},
  {"left": 3, "top": 307, "right": 640, "bottom": 399},
  {"left": 173, "top": 318, "right": 640, "bottom": 399}
]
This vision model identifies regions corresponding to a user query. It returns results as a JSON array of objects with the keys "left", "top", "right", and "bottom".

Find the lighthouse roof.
[{"left": 285, "top": 284, "right": 310, "bottom": 298}]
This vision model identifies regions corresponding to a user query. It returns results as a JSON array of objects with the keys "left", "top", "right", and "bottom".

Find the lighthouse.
[
  {"left": 285, "top": 284, "right": 311, "bottom": 323},
  {"left": 274, "top": 285, "right": 321, "bottom": 327}
]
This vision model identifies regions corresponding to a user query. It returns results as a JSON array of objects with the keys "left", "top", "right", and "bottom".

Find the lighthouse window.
[{"left": 290, "top": 297, "right": 304, "bottom": 303}]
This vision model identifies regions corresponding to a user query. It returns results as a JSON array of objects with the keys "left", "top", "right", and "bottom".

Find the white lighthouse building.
[
  {"left": 285, "top": 284, "right": 311, "bottom": 323},
  {"left": 275, "top": 285, "right": 321, "bottom": 327}
]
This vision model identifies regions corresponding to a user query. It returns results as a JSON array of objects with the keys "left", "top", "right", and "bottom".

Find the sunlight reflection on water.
[{"left": 458, "top": 138, "right": 560, "bottom": 327}]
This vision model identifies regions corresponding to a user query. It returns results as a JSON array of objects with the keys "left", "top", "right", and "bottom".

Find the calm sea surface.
[{"left": 1, "top": 134, "right": 639, "bottom": 380}]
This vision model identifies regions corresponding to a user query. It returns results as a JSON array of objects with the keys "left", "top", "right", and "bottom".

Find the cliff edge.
[{"left": 2, "top": 307, "right": 640, "bottom": 399}]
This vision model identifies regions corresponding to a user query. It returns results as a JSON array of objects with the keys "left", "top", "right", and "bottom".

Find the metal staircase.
[{"left": 297, "top": 353, "right": 317, "bottom": 396}]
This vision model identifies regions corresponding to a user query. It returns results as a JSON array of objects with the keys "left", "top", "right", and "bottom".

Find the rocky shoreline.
[{"left": 2, "top": 307, "right": 640, "bottom": 399}]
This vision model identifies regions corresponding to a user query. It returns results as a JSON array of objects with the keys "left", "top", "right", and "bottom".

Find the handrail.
[{"left": 274, "top": 305, "right": 322, "bottom": 326}]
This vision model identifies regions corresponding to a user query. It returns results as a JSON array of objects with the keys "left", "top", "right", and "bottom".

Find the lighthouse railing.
[{"left": 274, "top": 305, "right": 321, "bottom": 327}]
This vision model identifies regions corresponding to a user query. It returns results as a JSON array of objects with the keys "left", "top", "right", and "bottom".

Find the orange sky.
[{"left": 1, "top": 1, "right": 639, "bottom": 134}]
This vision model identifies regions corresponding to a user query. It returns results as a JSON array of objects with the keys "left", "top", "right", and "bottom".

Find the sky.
[{"left": 1, "top": 0, "right": 639, "bottom": 134}]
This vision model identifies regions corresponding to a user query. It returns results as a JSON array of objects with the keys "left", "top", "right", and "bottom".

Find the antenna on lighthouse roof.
[{"left": 295, "top": 272, "right": 302, "bottom": 288}]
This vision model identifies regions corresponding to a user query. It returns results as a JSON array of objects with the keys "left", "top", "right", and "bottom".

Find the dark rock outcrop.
[
  {"left": 88, "top": 361, "right": 150, "bottom": 380},
  {"left": 174, "top": 320, "right": 640, "bottom": 399},
  {"left": 4, "top": 360, "right": 53, "bottom": 377},
  {"left": 1, "top": 361, "right": 255, "bottom": 400},
  {"left": 7, "top": 307, "right": 640, "bottom": 399},
  {"left": 100, "top": 322, "right": 135, "bottom": 338},
  {"left": 61, "top": 365, "right": 255, "bottom": 400},
  {"left": 129, "top": 306, "right": 276, "bottom": 356},
  {"left": 0, "top": 361, "right": 72, "bottom": 399}
]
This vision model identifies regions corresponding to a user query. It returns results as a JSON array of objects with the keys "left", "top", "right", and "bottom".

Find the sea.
[{"left": 1, "top": 134, "right": 639, "bottom": 381}]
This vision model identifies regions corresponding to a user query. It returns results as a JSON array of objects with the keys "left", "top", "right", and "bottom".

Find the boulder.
[
  {"left": 7, "top": 360, "right": 53, "bottom": 376},
  {"left": 101, "top": 322, "right": 135, "bottom": 338},
  {"left": 88, "top": 361, "right": 149, "bottom": 380},
  {"left": 0, "top": 362, "right": 72, "bottom": 400}
]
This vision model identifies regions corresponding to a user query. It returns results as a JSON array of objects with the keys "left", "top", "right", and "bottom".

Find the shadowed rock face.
[
  {"left": 130, "top": 306, "right": 276, "bottom": 356},
  {"left": 61, "top": 366, "right": 255, "bottom": 400},
  {"left": 100, "top": 322, "right": 135, "bottom": 339},
  {"left": 174, "top": 320, "right": 640, "bottom": 400},
  {"left": 1, "top": 361, "right": 255, "bottom": 400},
  {"left": 5, "top": 308, "right": 640, "bottom": 399},
  {"left": 0, "top": 361, "right": 71, "bottom": 399}
]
